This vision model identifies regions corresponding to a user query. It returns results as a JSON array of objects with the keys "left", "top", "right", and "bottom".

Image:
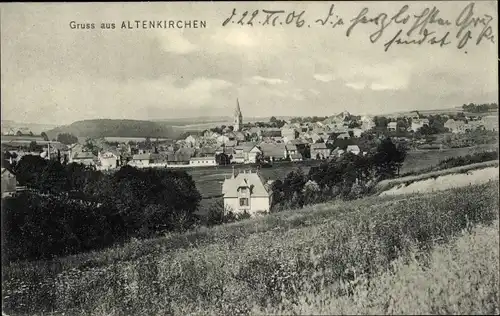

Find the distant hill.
[
  {"left": 1, "top": 120, "right": 58, "bottom": 135},
  {"left": 44, "top": 119, "right": 181, "bottom": 140}
]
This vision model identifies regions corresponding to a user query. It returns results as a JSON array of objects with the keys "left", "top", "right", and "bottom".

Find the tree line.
[
  {"left": 462, "top": 103, "right": 498, "bottom": 113},
  {"left": 270, "top": 137, "right": 407, "bottom": 211}
]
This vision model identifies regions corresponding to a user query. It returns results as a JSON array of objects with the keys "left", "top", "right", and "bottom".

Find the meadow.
[{"left": 2, "top": 181, "right": 498, "bottom": 315}]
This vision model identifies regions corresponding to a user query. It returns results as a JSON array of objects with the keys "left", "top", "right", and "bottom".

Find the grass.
[
  {"left": 253, "top": 220, "right": 500, "bottom": 315},
  {"left": 2, "top": 181, "right": 498, "bottom": 315}
]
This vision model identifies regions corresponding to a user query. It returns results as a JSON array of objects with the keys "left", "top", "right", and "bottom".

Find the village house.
[
  {"left": 479, "top": 116, "right": 499, "bottom": 131},
  {"left": 350, "top": 128, "right": 364, "bottom": 138},
  {"left": 409, "top": 119, "right": 430, "bottom": 132},
  {"left": 285, "top": 144, "right": 303, "bottom": 161},
  {"left": 387, "top": 122, "right": 398, "bottom": 132},
  {"left": 189, "top": 156, "right": 217, "bottom": 166},
  {"left": 260, "top": 142, "right": 287, "bottom": 161},
  {"left": 310, "top": 143, "right": 330, "bottom": 160},
  {"left": 261, "top": 128, "right": 282, "bottom": 138},
  {"left": 233, "top": 143, "right": 262, "bottom": 164},
  {"left": 444, "top": 119, "right": 470, "bottom": 134},
  {"left": 197, "top": 146, "right": 218, "bottom": 158},
  {"left": 222, "top": 169, "right": 272, "bottom": 216},
  {"left": 1, "top": 167, "right": 17, "bottom": 197},
  {"left": 281, "top": 127, "right": 298, "bottom": 140},
  {"left": 98, "top": 151, "right": 119, "bottom": 170},
  {"left": 360, "top": 116, "right": 375, "bottom": 131},
  {"left": 70, "top": 151, "right": 97, "bottom": 166},
  {"left": 130, "top": 153, "right": 159, "bottom": 167},
  {"left": 336, "top": 132, "right": 350, "bottom": 140}
]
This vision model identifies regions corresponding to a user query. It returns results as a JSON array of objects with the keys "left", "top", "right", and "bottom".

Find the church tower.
[{"left": 234, "top": 98, "right": 243, "bottom": 132}]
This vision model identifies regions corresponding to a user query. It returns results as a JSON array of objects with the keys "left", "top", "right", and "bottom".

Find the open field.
[
  {"left": 2, "top": 181, "right": 498, "bottom": 315},
  {"left": 190, "top": 160, "right": 323, "bottom": 200}
]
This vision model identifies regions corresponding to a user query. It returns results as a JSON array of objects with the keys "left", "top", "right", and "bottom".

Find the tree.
[
  {"left": 215, "top": 153, "right": 231, "bottom": 165},
  {"left": 41, "top": 132, "right": 49, "bottom": 141},
  {"left": 37, "top": 160, "right": 68, "bottom": 194},
  {"left": 282, "top": 168, "right": 306, "bottom": 207},
  {"left": 372, "top": 137, "right": 407, "bottom": 179},
  {"left": 373, "top": 116, "right": 389, "bottom": 130},
  {"left": 14, "top": 155, "right": 48, "bottom": 187},
  {"left": 29, "top": 141, "right": 38, "bottom": 152},
  {"left": 57, "top": 133, "right": 78, "bottom": 145}
]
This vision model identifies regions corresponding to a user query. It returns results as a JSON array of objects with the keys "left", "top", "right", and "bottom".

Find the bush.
[
  {"left": 438, "top": 150, "right": 498, "bottom": 169},
  {"left": 3, "top": 163, "right": 203, "bottom": 262},
  {"left": 205, "top": 199, "right": 236, "bottom": 227},
  {"left": 2, "top": 192, "right": 122, "bottom": 262}
]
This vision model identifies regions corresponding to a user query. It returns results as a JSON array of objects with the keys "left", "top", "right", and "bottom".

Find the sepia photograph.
[{"left": 1, "top": 1, "right": 499, "bottom": 315}]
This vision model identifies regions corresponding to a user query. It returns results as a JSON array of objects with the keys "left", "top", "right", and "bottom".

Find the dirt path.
[{"left": 380, "top": 167, "right": 499, "bottom": 196}]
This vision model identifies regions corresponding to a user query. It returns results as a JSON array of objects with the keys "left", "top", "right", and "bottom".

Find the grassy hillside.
[
  {"left": 44, "top": 119, "right": 181, "bottom": 140},
  {"left": 255, "top": 220, "right": 499, "bottom": 315},
  {"left": 3, "top": 181, "right": 498, "bottom": 315}
]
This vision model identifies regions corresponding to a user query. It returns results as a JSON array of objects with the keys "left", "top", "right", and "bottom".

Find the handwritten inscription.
[{"left": 222, "top": 3, "right": 496, "bottom": 52}]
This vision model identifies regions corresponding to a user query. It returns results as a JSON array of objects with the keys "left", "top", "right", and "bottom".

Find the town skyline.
[{"left": 1, "top": 1, "right": 497, "bottom": 125}]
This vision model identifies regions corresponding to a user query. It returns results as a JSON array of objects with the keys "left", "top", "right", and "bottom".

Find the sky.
[{"left": 1, "top": 1, "right": 498, "bottom": 125}]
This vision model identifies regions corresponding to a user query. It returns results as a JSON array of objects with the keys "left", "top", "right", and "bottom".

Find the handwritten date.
[{"left": 222, "top": 5, "right": 344, "bottom": 28}]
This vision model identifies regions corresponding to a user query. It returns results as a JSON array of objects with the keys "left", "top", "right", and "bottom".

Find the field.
[
  {"left": 190, "top": 160, "right": 322, "bottom": 200},
  {"left": 399, "top": 144, "right": 497, "bottom": 175},
  {"left": 2, "top": 181, "right": 498, "bottom": 315}
]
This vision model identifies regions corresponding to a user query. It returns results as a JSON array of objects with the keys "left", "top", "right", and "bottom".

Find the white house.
[
  {"left": 98, "top": 151, "right": 118, "bottom": 170},
  {"left": 131, "top": 153, "right": 156, "bottom": 167},
  {"left": 387, "top": 122, "right": 398, "bottom": 132},
  {"left": 409, "top": 119, "right": 430, "bottom": 132},
  {"left": 189, "top": 156, "right": 217, "bottom": 166},
  {"left": 444, "top": 119, "right": 469, "bottom": 134},
  {"left": 1, "top": 167, "right": 17, "bottom": 197},
  {"left": 222, "top": 169, "right": 272, "bottom": 216},
  {"left": 70, "top": 151, "right": 97, "bottom": 166},
  {"left": 351, "top": 128, "right": 364, "bottom": 138},
  {"left": 233, "top": 144, "right": 262, "bottom": 164}
]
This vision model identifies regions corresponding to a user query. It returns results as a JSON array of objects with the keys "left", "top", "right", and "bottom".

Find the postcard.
[{"left": 1, "top": 2, "right": 498, "bottom": 315}]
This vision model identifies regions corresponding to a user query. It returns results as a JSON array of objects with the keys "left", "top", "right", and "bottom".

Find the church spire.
[{"left": 234, "top": 98, "right": 243, "bottom": 132}]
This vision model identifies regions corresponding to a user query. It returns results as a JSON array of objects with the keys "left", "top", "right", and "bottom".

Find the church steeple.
[{"left": 234, "top": 98, "right": 243, "bottom": 132}]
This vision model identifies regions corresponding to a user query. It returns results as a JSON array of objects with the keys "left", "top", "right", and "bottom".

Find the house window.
[{"left": 239, "top": 198, "right": 249, "bottom": 206}]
